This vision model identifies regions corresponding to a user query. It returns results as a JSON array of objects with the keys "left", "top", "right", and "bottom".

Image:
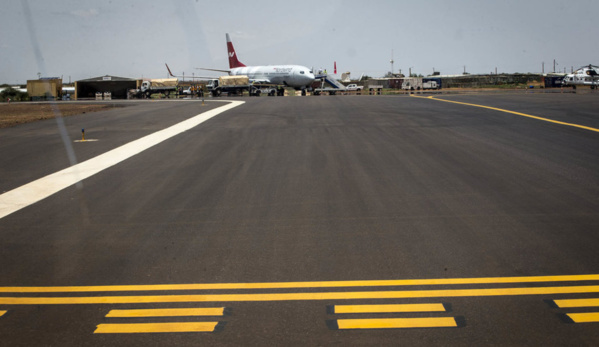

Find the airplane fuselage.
[{"left": 230, "top": 65, "right": 315, "bottom": 89}]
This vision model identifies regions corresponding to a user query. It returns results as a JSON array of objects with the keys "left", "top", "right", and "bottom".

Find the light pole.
[{"left": 390, "top": 49, "right": 394, "bottom": 76}]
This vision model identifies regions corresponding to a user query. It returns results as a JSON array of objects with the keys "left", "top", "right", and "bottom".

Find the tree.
[{"left": 0, "top": 87, "right": 29, "bottom": 102}]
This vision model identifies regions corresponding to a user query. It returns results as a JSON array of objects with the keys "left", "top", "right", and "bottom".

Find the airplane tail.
[
  {"left": 165, "top": 63, "right": 175, "bottom": 77},
  {"left": 226, "top": 33, "right": 246, "bottom": 69}
]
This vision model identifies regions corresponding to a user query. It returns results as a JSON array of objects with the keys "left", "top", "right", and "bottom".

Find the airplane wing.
[
  {"left": 165, "top": 64, "right": 215, "bottom": 79},
  {"left": 197, "top": 68, "right": 231, "bottom": 73}
]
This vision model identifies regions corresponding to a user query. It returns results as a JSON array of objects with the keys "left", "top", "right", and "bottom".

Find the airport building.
[
  {"left": 27, "top": 78, "right": 62, "bottom": 100},
  {"left": 75, "top": 75, "right": 139, "bottom": 100}
]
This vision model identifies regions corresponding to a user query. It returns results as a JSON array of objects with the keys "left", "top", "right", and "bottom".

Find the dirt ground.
[{"left": 0, "top": 103, "right": 114, "bottom": 129}]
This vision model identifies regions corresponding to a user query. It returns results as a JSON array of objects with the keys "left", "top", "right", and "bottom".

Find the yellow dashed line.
[
  {"left": 94, "top": 322, "right": 219, "bottom": 334},
  {"left": 565, "top": 312, "right": 599, "bottom": 323},
  {"left": 333, "top": 303, "right": 446, "bottom": 314},
  {"left": 336, "top": 317, "right": 457, "bottom": 329},
  {"left": 553, "top": 298, "right": 599, "bottom": 308},
  {"left": 106, "top": 307, "right": 225, "bottom": 318}
]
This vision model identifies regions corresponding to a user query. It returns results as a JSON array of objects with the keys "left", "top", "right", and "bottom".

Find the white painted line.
[{"left": 0, "top": 101, "right": 244, "bottom": 220}]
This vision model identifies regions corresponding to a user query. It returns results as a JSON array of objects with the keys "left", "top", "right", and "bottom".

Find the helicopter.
[{"left": 562, "top": 64, "right": 599, "bottom": 89}]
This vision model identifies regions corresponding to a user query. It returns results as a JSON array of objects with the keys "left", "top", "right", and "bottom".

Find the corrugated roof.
[{"left": 77, "top": 75, "right": 138, "bottom": 82}]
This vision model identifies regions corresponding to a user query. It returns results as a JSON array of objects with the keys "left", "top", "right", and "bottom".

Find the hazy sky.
[{"left": 2, "top": 0, "right": 598, "bottom": 84}]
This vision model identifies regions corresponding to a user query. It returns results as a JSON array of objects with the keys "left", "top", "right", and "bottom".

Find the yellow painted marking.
[
  {"left": 410, "top": 94, "right": 599, "bottom": 133},
  {"left": 566, "top": 312, "right": 599, "bottom": 323},
  {"left": 553, "top": 298, "right": 599, "bottom": 308},
  {"left": 0, "top": 310, "right": 6, "bottom": 317},
  {"left": 333, "top": 303, "right": 445, "bottom": 314},
  {"left": 336, "top": 317, "right": 457, "bottom": 329},
  {"left": 1, "top": 285, "right": 599, "bottom": 305},
  {"left": 94, "top": 322, "right": 218, "bottom": 334},
  {"left": 106, "top": 307, "right": 225, "bottom": 318},
  {"left": 1, "top": 274, "right": 598, "bottom": 293}
]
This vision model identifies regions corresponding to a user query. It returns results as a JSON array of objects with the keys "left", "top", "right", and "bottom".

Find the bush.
[{"left": 0, "top": 87, "right": 29, "bottom": 102}]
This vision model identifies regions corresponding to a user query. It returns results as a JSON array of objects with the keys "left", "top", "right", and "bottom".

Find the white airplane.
[
  {"left": 200, "top": 33, "right": 316, "bottom": 94},
  {"left": 562, "top": 64, "right": 599, "bottom": 89}
]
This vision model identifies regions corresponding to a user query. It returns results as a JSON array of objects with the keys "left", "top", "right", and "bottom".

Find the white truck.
[
  {"left": 137, "top": 78, "right": 178, "bottom": 98},
  {"left": 207, "top": 75, "right": 283, "bottom": 97},
  {"left": 401, "top": 77, "right": 439, "bottom": 91},
  {"left": 345, "top": 84, "right": 364, "bottom": 92}
]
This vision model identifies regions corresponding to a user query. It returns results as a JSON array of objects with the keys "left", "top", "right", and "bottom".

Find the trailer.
[
  {"left": 368, "top": 84, "right": 384, "bottom": 95},
  {"left": 207, "top": 76, "right": 283, "bottom": 97},
  {"left": 131, "top": 78, "right": 178, "bottom": 98},
  {"left": 401, "top": 77, "right": 439, "bottom": 91}
]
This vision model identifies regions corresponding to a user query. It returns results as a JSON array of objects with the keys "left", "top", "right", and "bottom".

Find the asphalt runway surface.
[{"left": 1, "top": 93, "right": 598, "bottom": 345}]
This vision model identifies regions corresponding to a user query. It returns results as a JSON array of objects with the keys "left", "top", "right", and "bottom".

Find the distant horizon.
[
  {"left": 0, "top": 70, "right": 577, "bottom": 87},
  {"left": 2, "top": 0, "right": 597, "bottom": 85}
]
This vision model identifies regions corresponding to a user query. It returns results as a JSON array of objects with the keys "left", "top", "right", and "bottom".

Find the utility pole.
[
  {"left": 390, "top": 49, "right": 394, "bottom": 76},
  {"left": 542, "top": 62, "right": 544, "bottom": 74}
]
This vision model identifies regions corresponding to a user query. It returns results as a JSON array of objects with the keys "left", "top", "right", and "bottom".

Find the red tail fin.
[{"left": 226, "top": 33, "right": 246, "bottom": 69}]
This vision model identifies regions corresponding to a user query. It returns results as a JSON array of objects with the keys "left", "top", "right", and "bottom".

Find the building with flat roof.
[{"left": 27, "top": 78, "right": 62, "bottom": 100}]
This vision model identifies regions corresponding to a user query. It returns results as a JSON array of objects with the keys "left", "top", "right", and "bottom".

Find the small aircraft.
[
  {"left": 199, "top": 33, "right": 315, "bottom": 95},
  {"left": 562, "top": 64, "right": 599, "bottom": 89}
]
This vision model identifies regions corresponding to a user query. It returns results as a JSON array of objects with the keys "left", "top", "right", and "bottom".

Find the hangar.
[{"left": 75, "top": 75, "right": 139, "bottom": 100}]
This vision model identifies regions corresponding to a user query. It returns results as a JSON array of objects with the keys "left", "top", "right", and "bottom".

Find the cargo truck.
[
  {"left": 134, "top": 78, "right": 178, "bottom": 98},
  {"left": 207, "top": 75, "right": 283, "bottom": 97}
]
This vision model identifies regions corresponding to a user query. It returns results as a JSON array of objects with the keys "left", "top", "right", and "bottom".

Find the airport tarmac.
[{"left": 0, "top": 93, "right": 598, "bottom": 345}]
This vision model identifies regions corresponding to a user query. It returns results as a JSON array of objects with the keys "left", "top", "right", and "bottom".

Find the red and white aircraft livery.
[{"left": 201, "top": 33, "right": 315, "bottom": 91}]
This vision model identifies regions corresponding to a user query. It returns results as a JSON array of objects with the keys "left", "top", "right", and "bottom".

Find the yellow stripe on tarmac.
[
  {"left": 410, "top": 95, "right": 599, "bottom": 133},
  {"left": 336, "top": 317, "right": 457, "bottom": 329},
  {"left": 2, "top": 285, "right": 599, "bottom": 305},
  {"left": 1, "top": 274, "right": 598, "bottom": 293},
  {"left": 106, "top": 307, "right": 225, "bottom": 318},
  {"left": 0, "top": 310, "right": 6, "bottom": 317},
  {"left": 553, "top": 298, "right": 599, "bottom": 308},
  {"left": 333, "top": 303, "right": 445, "bottom": 314},
  {"left": 94, "top": 322, "right": 219, "bottom": 334},
  {"left": 566, "top": 312, "right": 599, "bottom": 323}
]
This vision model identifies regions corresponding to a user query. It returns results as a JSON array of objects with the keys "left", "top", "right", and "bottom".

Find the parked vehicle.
[
  {"left": 132, "top": 78, "right": 178, "bottom": 98},
  {"left": 401, "top": 77, "right": 439, "bottom": 90},
  {"left": 346, "top": 84, "right": 364, "bottom": 91},
  {"left": 207, "top": 75, "right": 283, "bottom": 97}
]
